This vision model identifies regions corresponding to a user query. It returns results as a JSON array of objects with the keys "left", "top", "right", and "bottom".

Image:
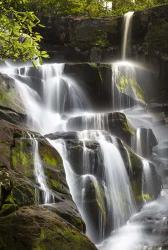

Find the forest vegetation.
[{"left": 0, "top": 0, "right": 168, "bottom": 64}]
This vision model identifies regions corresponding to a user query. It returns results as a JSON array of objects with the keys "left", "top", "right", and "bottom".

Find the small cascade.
[
  {"left": 40, "top": 63, "right": 88, "bottom": 113},
  {"left": 122, "top": 11, "right": 134, "bottom": 59},
  {"left": 135, "top": 128, "right": 143, "bottom": 155},
  {"left": 4, "top": 63, "right": 88, "bottom": 134},
  {"left": 0, "top": 9, "right": 164, "bottom": 247},
  {"left": 142, "top": 159, "right": 155, "bottom": 201},
  {"left": 81, "top": 174, "right": 107, "bottom": 241},
  {"left": 79, "top": 131, "right": 136, "bottom": 235},
  {"left": 111, "top": 61, "right": 145, "bottom": 110},
  {"left": 32, "top": 138, "right": 54, "bottom": 204},
  {"left": 99, "top": 138, "right": 136, "bottom": 227}
]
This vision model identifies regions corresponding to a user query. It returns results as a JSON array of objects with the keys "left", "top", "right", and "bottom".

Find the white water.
[
  {"left": 98, "top": 137, "right": 136, "bottom": 228},
  {"left": 122, "top": 11, "right": 134, "bottom": 59},
  {"left": 98, "top": 223, "right": 144, "bottom": 250},
  {"left": 0, "top": 10, "right": 165, "bottom": 249},
  {"left": 142, "top": 159, "right": 154, "bottom": 200},
  {"left": 78, "top": 130, "right": 136, "bottom": 227},
  {"left": 33, "top": 138, "right": 53, "bottom": 204},
  {"left": 1, "top": 60, "right": 165, "bottom": 249}
]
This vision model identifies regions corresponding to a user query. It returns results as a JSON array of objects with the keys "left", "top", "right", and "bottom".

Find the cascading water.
[
  {"left": 33, "top": 138, "right": 53, "bottom": 204},
  {"left": 0, "top": 9, "right": 165, "bottom": 250},
  {"left": 122, "top": 11, "right": 134, "bottom": 59}
]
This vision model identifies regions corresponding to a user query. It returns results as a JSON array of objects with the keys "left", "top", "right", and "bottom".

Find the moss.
[
  {"left": 0, "top": 79, "right": 24, "bottom": 113},
  {"left": 36, "top": 226, "right": 95, "bottom": 250},
  {"left": 39, "top": 142, "right": 62, "bottom": 170},
  {"left": 42, "top": 154, "right": 58, "bottom": 168},
  {"left": 45, "top": 167, "right": 67, "bottom": 194},
  {"left": 11, "top": 183, "right": 36, "bottom": 206},
  {"left": 49, "top": 179, "right": 64, "bottom": 193},
  {"left": 0, "top": 203, "right": 18, "bottom": 217},
  {"left": 93, "top": 181, "right": 106, "bottom": 218},
  {"left": 117, "top": 75, "right": 145, "bottom": 102},
  {"left": 0, "top": 86, "right": 16, "bottom": 108},
  {"left": 122, "top": 119, "right": 135, "bottom": 136},
  {"left": 0, "top": 206, "right": 96, "bottom": 250},
  {"left": 129, "top": 150, "right": 144, "bottom": 203},
  {"left": 142, "top": 193, "right": 153, "bottom": 202},
  {"left": 4, "top": 194, "right": 16, "bottom": 204},
  {"left": 11, "top": 140, "right": 34, "bottom": 179}
]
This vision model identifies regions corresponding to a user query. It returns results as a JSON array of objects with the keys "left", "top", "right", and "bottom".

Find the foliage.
[
  {"left": 0, "top": 0, "right": 167, "bottom": 63},
  {"left": 25, "top": 0, "right": 168, "bottom": 17},
  {"left": 0, "top": 0, "right": 49, "bottom": 65},
  {"left": 26, "top": 0, "right": 107, "bottom": 17}
]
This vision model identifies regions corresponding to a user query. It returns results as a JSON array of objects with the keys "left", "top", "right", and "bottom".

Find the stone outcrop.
[
  {"left": 39, "top": 5, "right": 168, "bottom": 62},
  {"left": 0, "top": 206, "right": 96, "bottom": 250},
  {"left": 0, "top": 111, "right": 96, "bottom": 249},
  {"left": 38, "top": 5, "right": 168, "bottom": 103}
]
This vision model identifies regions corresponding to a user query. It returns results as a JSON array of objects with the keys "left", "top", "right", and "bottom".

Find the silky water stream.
[{"left": 0, "top": 11, "right": 167, "bottom": 250}]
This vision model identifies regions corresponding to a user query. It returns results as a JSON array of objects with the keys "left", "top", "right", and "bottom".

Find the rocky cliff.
[
  {"left": 38, "top": 5, "right": 168, "bottom": 103},
  {"left": 0, "top": 75, "right": 97, "bottom": 250}
]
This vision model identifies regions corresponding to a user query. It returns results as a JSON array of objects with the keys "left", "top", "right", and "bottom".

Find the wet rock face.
[
  {"left": 38, "top": 5, "right": 168, "bottom": 103},
  {"left": 132, "top": 127, "right": 158, "bottom": 158},
  {"left": 47, "top": 130, "right": 162, "bottom": 242},
  {"left": 152, "top": 141, "right": 168, "bottom": 185},
  {"left": 0, "top": 206, "right": 97, "bottom": 250},
  {"left": 0, "top": 74, "right": 25, "bottom": 114},
  {"left": 82, "top": 176, "right": 111, "bottom": 243},
  {"left": 0, "top": 113, "right": 94, "bottom": 249},
  {"left": 39, "top": 5, "right": 168, "bottom": 62},
  {"left": 67, "top": 112, "right": 135, "bottom": 145},
  {"left": 65, "top": 139, "right": 104, "bottom": 177}
]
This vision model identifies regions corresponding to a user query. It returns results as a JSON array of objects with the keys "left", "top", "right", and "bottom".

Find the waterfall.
[
  {"left": 32, "top": 138, "right": 53, "bottom": 204},
  {"left": 98, "top": 137, "right": 136, "bottom": 228},
  {"left": 3, "top": 61, "right": 137, "bottom": 243},
  {"left": 122, "top": 11, "right": 134, "bottom": 59},
  {"left": 48, "top": 129, "right": 136, "bottom": 243},
  {"left": 0, "top": 58, "right": 162, "bottom": 248}
]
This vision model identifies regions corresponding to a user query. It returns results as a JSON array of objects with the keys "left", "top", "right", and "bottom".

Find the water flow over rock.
[
  {"left": 122, "top": 11, "right": 134, "bottom": 59},
  {"left": 32, "top": 138, "right": 54, "bottom": 204},
  {"left": 0, "top": 44, "right": 163, "bottom": 250}
]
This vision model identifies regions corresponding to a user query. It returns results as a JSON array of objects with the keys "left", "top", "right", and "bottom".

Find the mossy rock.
[
  {"left": 45, "top": 167, "right": 69, "bottom": 195},
  {"left": 11, "top": 138, "right": 34, "bottom": 179},
  {"left": 82, "top": 175, "right": 110, "bottom": 243},
  {"left": 0, "top": 203, "right": 18, "bottom": 217},
  {"left": 0, "top": 206, "right": 97, "bottom": 250},
  {"left": 0, "top": 74, "right": 25, "bottom": 114},
  {"left": 0, "top": 166, "right": 36, "bottom": 215},
  {"left": 0, "top": 168, "right": 12, "bottom": 207},
  {"left": 44, "top": 201, "right": 86, "bottom": 232},
  {"left": 39, "top": 141, "right": 63, "bottom": 170},
  {"left": 116, "top": 139, "right": 161, "bottom": 208}
]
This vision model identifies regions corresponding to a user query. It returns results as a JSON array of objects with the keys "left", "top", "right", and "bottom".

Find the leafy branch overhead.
[{"left": 0, "top": 0, "right": 49, "bottom": 65}]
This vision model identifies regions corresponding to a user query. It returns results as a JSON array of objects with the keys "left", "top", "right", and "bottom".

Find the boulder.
[
  {"left": 0, "top": 117, "right": 94, "bottom": 249},
  {"left": 132, "top": 127, "right": 158, "bottom": 158},
  {"left": 0, "top": 73, "right": 25, "bottom": 114},
  {"left": 0, "top": 206, "right": 97, "bottom": 250},
  {"left": 67, "top": 112, "right": 135, "bottom": 145},
  {"left": 82, "top": 175, "right": 111, "bottom": 243}
]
